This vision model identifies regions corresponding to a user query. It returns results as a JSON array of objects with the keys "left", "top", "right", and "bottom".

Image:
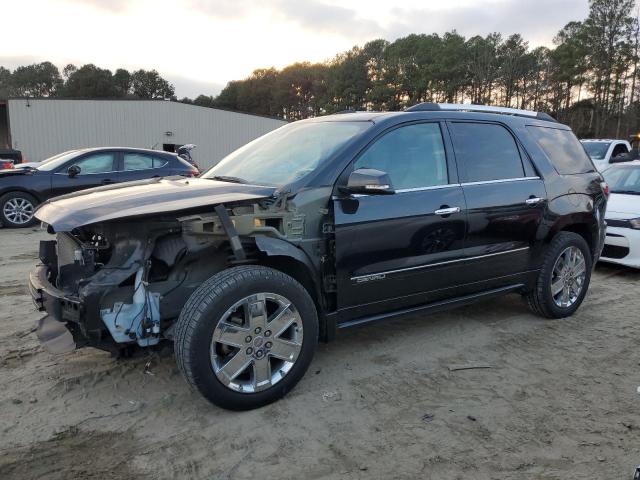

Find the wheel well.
[
  {"left": 558, "top": 223, "right": 594, "bottom": 255},
  {"left": 0, "top": 189, "right": 41, "bottom": 203},
  {"left": 257, "top": 255, "right": 327, "bottom": 339}
]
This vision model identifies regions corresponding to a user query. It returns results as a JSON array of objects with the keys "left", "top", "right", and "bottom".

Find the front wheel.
[
  {"left": 174, "top": 266, "right": 318, "bottom": 410},
  {"left": 526, "top": 232, "right": 592, "bottom": 318}
]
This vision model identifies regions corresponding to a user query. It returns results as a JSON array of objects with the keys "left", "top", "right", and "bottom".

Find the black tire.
[
  {"left": 174, "top": 265, "right": 318, "bottom": 410},
  {"left": 526, "top": 232, "right": 593, "bottom": 319},
  {"left": 0, "top": 191, "right": 38, "bottom": 228}
]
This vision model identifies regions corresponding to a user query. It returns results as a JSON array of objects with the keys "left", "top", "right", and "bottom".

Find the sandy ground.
[{"left": 0, "top": 227, "right": 639, "bottom": 480}]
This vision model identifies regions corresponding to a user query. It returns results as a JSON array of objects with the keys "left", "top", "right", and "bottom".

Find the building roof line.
[{"left": 6, "top": 97, "right": 287, "bottom": 123}]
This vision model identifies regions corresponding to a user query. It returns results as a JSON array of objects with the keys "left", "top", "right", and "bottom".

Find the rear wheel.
[
  {"left": 0, "top": 192, "right": 38, "bottom": 228},
  {"left": 526, "top": 232, "right": 592, "bottom": 318},
  {"left": 174, "top": 265, "right": 318, "bottom": 410}
]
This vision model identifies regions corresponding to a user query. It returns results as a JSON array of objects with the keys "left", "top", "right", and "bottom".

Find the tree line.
[
  {"left": 1, "top": 0, "right": 638, "bottom": 138},
  {"left": 0, "top": 63, "right": 174, "bottom": 101},
  {"left": 210, "top": 0, "right": 640, "bottom": 138}
]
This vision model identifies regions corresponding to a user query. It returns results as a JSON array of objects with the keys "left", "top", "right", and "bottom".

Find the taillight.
[
  {"left": 1, "top": 161, "right": 13, "bottom": 169},
  {"left": 600, "top": 181, "right": 609, "bottom": 197}
]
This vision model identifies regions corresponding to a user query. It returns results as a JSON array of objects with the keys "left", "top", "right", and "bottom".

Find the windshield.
[
  {"left": 202, "top": 121, "right": 371, "bottom": 186},
  {"left": 36, "top": 150, "right": 82, "bottom": 171},
  {"left": 604, "top": 165, "right": 640, "bottom": 194},
  {"left": 581, "top": 141, "right": 610, "bottom": 161}
]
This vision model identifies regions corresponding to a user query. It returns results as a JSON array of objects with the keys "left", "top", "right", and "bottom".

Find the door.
[
  {"left": 447, "top": 121, "right": 547, "bottom": 283},
  {"left": 333, "top": 122, "right": 468, "bottom": 318},
  {"left": 121, "top": 152, "right": 168, "bottom": 181},
  {"left": 50, "top": 151, "right": 120, "bottom": 198}
]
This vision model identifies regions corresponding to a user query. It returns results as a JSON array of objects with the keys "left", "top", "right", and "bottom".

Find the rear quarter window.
[{"left": 527, "top": 126, "right": 595, "bottom": 175}]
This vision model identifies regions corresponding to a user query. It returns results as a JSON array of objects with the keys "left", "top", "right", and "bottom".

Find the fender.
[
  {"left": 253, "top": 235, "right": 319, "bottom": 285},
  {"left": 253, "top": 235, "right": 329, "bottom": 336},
  {"left": 545, "top": 193, "right": 603, "bottom": 256}
]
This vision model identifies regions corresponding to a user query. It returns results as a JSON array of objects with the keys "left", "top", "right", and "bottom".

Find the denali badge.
[{"left": 355, "top": 273, "right": 386, "bottom": 284}]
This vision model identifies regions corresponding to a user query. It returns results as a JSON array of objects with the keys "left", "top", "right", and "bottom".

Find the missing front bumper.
[{"left": 29, "top": 265, "right": 79, "bottom": 354}]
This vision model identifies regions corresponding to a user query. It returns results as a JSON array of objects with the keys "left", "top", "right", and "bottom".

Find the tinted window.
[
  {"left": 528, "top": 126, "right": 595, "bottom": 174},
  {"left": 354, "top": 123, "right": 448, "bottom": 190},
  {"left": 612, "top": 143, "right": 629, "bottom": 157},
  {"left": 72, "top": 153, "right": 115, "bottom": 174},
  {"left": 449, "top": 122, "right": 524, "bottom": 182}
]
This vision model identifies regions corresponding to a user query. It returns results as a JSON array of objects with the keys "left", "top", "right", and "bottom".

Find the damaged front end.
[{"left": 29, "top": 193, "right": 325, "bottom": 355}]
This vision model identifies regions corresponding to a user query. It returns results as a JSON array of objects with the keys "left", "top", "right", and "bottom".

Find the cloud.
[
  {"left": 387, "top": 0, "right": 589, "bottom": 46},
  {"left": 166, "top": 74, "right": 224, "bottom": 99},
  {"left": 274, "top": 0, "right": 383, "bottom": 38},
  {"left": 64, "top": 0, "right": 131, "bottom": 12},
  {"left": 187, "top": 0, "right": 255, "bottom": 18}
]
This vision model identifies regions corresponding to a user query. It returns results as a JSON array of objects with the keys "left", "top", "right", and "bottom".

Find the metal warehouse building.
[{"left": 0, "top": 99, "right": 286, "bottom": 169}]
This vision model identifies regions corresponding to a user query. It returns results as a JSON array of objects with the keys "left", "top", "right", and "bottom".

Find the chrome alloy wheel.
[
  {"left": 3, "top": 197, "right": 35, "bottom": 225},
  {"left": 551, "top": 246, "right": 587, "bottom": 308},
  {"left": 210, "top": 293, "right": 303, "bottom": 393}
]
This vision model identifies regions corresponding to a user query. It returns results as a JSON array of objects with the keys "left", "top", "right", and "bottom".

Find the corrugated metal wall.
[{"left": 7, "top": 99, "right": 286, "bottom": 168}]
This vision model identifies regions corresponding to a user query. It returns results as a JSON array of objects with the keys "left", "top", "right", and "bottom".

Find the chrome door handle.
[
  {"left": 434, "top": 207, "right": 461, "bottom": 216},
  {"left": 525, "top": 197, "right": 543, "bottom": 205}
]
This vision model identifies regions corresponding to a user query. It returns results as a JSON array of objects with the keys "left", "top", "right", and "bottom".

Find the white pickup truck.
[{"left": 580, "top": 139, "right": 631, "bottom": 171}]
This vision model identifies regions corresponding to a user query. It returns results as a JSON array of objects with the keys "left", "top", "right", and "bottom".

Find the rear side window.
[
  {"left": 124, "top": 153, "right": 167, "bottom": 171},
  {"left": 449, "top": 122, "right": 525, "bottom": 182},
  {"left": 527, "top": 126, "right": 595, "bottom": 174}
]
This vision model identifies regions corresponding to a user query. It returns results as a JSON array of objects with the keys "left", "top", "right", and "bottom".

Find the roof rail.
[{"left": 405, "top": 102, "right": 557, "bottom": 122}]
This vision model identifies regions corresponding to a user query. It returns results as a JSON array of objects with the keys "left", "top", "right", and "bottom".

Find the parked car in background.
[
  {"left": 600, "top": 161, "right": 640, "bottom": 268},
  {"left": 10, "top": 150, "right": 81, "bottom": 171},
  {"left": 29, "top": 104, "right": 607, "bottom": 410},
  {"left": 581, "top": 139, "right": 631, "bottom": 171},
  {"left": 0, "top": 147, "right": 23, "bottom": 169},
  {"left": 177, "top": 144, "right": 200, "bottom": 170},
  {"left": 0, "top": 147, "right": 199, "bottom": 228}
]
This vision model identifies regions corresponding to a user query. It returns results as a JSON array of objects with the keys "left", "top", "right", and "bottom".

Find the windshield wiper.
[
  {"left": 208, "top": 175, "right": 249, "bottom": 184},
  {"left": 610, "top": 189, "right": 640, "bottom": 195}
]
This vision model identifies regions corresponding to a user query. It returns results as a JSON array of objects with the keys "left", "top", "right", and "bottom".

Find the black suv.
[{"left": 29, "top": 104, "right": 607, "bottom": 410}]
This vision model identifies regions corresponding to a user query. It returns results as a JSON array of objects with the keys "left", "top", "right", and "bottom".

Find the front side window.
[
  {"left": 202, "top": 121, "right": 371, "bottom": 186},
  {"left": 612, "top": 143, "right": 629, "bottom": 158},
  {"left": 449, "top": 122, "right": 525, "bottom": 182},
  {"left": 71, "top": 153, "right": 115, "bottom": 174},
  {"left": 354, "top": 123, "right": 448, "bottom": 190}
]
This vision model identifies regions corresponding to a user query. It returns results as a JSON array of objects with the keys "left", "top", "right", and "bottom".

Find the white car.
[
  {"left": 581, "top": 139, "right": 631, "bottom": 171},
  {"left": 601, "top": 161, "right": 640, "bottom": 268}
]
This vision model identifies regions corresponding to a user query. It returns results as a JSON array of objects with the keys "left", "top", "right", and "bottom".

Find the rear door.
[
  {"left": 49, "top": 151, "right": 120, "bottom": 198},
  {"left": 333, "top": 121, "right": 468, "bottom": 318},
  {"left": 121, "top": 152, "right": 169, "bottom": 181},
  {"left": 447, "top": 121, "right": 546, "bottom": 283}
]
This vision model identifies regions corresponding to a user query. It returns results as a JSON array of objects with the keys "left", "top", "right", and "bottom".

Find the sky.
[{"left": 2, "top": 0, "right": 591, "bottom": 98}]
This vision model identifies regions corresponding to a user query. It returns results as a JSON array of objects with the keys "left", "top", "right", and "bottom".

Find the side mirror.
[
  {"left": 342, "top": 168, "right": 395, "bottom": 195},
  {"left": 68, "top": 165, "right": 81, "bottom": 178}
]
